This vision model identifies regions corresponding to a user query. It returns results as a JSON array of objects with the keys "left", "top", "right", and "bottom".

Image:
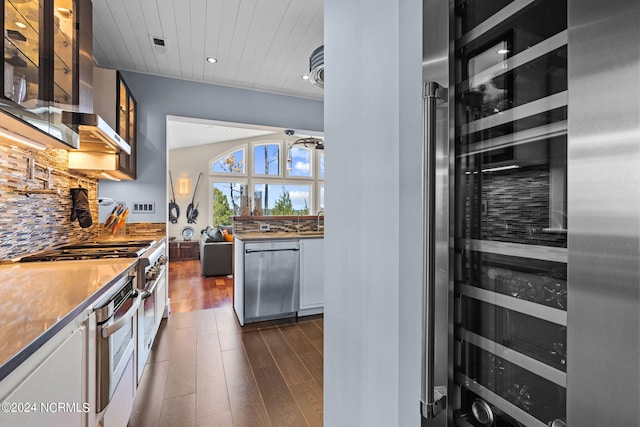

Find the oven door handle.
[
  {"left": 142, "top": 266, "right": 167, "bottom": 300},
  {"left": 101, "top": 289, "right": 143, "bottom": 338}
]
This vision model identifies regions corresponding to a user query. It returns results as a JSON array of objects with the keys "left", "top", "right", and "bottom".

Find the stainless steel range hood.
[{"left": 61, "top": 111, "right": 131, "bottom": 154}]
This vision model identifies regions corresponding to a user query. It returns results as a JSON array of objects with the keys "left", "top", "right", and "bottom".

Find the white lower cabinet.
[
  {"left": 299, "top": 238, "right": 324, "bottom": 314},
  {"left": 0, "top": 322, "right": 87, "bottom": 427},
  {"left": 101, "top": 354, "right": 135, "bottom": 427}
]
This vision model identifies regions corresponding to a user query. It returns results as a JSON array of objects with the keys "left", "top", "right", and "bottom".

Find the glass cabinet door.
[
  {"left": 2, "top": 0, "right": 79, "bottom": 146},
  {"left": 4, "top": 0, "right": 42, "bottom": 108},
  {"left": 116, "top": 72, "right": 136, "bottom": 178},
  {"left": 52, "top": 0, "right": 75, "bottom": 107},
  {"left": 453, "top": 1, "right": 568, "bottom": 426},
  {"left": 118, "top": 75, "right": 127, "bottom": 136}
]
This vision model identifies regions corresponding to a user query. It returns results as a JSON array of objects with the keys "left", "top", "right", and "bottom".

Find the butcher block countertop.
[{"left": 0, "top": 258, "right": 138, "bottom": 381}]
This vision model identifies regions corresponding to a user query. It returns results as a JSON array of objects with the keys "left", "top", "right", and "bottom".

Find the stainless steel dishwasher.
[{"left": 244, "top": 240, "right": 300, "bottom": 323}]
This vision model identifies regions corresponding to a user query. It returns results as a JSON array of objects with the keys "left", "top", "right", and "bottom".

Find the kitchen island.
[{"left": 234, "top": 232, "right": 324, "bottom": 325}]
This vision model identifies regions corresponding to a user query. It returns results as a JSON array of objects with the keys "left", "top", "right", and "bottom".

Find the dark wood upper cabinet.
[
  {"left": 91, "top": 66, "right": 137, "bottom": 179},
  {"left": 115, "top": 72, "right": 136, "bottom": 179},
  {"left": 2, "top": 0, "right": 87, "bottom": 149}
]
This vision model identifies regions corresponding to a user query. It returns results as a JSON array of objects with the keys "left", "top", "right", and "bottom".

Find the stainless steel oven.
[
  {"left": 137, "top": 241, "right": 168, "bottom": 382},
  {"left": 94, "top": 273, "right": 141, "bottom": 413}
]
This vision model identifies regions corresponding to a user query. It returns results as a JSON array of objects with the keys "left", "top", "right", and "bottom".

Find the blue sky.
[{"left": 212, "top": 145, "right": 323, "bottom": 213}]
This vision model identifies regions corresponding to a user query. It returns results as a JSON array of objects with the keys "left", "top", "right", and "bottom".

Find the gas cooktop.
[{"left": 18, "top": 240, "right": 155, "bottom": 262}]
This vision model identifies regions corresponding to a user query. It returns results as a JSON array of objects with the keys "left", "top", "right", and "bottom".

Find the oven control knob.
[
  {"left": 146, "top": 267, "right": 158, "bottom": 280},
  {"left": 158, "top": 255, "right": 167, "bottom": 264}
]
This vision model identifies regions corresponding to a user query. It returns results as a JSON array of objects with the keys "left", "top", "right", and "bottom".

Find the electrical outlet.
[
  {"left": 132, "top": 202, "right": 155, "bottom": 214},
  {"left": 259, "top": 223, "right": 270, "bottom": 232}
]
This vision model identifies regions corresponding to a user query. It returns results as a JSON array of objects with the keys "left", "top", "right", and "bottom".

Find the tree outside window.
[
  {"left": 256, "top": 184, "right": 310, "bottom": 215},
  {"left": 212, "top": 149, "right": 245, "bottom": 174},
  {"left": 210, "top": 140, "right": 322, "bottom": 217},
  {"left": 212, "top": 182, "right": 244, "bottom": 225}
]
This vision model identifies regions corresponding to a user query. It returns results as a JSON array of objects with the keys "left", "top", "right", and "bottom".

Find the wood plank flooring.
[
  {"left": 167, "top": 259, "right": 234, "bottom": 313},
  {"left": 128, "top": 260, "right": 323, "bottom": 427}
]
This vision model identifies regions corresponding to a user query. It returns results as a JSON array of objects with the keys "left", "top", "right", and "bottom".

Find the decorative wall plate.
[{"left": 180, "top": 226, "right": 195, "bottom": 241}]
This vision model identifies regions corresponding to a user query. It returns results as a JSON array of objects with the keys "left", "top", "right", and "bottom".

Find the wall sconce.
[{"left": 178, "top": 177, "right": 191, "bottom": 195}]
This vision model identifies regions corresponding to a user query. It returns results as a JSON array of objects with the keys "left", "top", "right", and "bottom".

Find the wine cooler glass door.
[{"left": 452, "top": 1, "right": 567, "bottom": 426}]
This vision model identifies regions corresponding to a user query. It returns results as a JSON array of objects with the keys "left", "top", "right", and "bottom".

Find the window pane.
[
  {"left": 212, "top": 149, "right": 245, "bottom": 174},
  {"left": 212, "top": 181, "right": 244, "bottom": 226},
  {"left": 319, "top": 152, "right": 325, "bottom": 178},
  {"left": 254, "top": 183, "right": 310, "bottom": 216},
  {"left": 319, "top": 184, "right": 324, "bottom": 209},
  {"left": 287, "top": 146, "right": 311, "bottom": 177},
  {"left": 254, "top": 144, "right": 280, "bottom": 175}
]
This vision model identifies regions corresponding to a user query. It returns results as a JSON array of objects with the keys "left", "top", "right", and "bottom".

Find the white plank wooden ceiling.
[{"left": 92, "top": 0, "right": 324, "bottom": 101}]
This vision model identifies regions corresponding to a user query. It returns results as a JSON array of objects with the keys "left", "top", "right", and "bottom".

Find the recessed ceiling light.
[
  {"left": 206, "top": 57, "right": 218, "bottom": 64},
  {"left": 301, "top": 74, "right": 310, "bottom": 80},
  {"left": 497, "top": 48, "right": 509, "bottom": 55},
  {"left": 15, "top": 22, "right": 26, "bottom": 29}
]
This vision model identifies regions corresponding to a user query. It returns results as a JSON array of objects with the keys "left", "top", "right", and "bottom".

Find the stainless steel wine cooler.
[{"left": 421, "top": 0, "right": 640, "bottom": 425}]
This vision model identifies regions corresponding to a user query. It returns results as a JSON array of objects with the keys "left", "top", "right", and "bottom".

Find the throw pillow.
[
  {"left": 218, "top": 225, "right": 233, "bottom": 235},
  {"left": 211, "top": 229, "right": 225, "bottom": 242}
]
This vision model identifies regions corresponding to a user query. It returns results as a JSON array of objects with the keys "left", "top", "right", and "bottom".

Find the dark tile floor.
[{"left": 128, "top": 260, "right": 323, "bottom": 427}]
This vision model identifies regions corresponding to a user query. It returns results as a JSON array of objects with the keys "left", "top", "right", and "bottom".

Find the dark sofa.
[{"left": 199, "top": 225, "right": 233, "bottom": 277}]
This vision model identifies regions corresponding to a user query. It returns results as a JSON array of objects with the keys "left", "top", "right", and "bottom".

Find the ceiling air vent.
[
  {"left": 150, "top": 36, "right": 167, "bottom": 55},
  {"left": 309, "top": 45, "right": 324, "bottom": 89}
]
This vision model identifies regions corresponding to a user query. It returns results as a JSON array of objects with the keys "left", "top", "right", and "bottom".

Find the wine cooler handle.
[{"left": 421, "top": 81, "right": 448, "bottom": 420}]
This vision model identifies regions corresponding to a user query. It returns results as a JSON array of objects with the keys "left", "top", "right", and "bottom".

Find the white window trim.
[
  {"left": 286, "top": 145, "right": 314, "bottom": 179},
  {"left": 209, "top": 176, "right": 248, "bottom": 224},
  {"left": 252, "top": 141, "right": 283, "bottom": 177},
  {"left": 209, "top": 140, "right": 323, "bottom": 215},
  {"left": 253, "top": 178, "right": 314, "bottom": 215},
  {"left": 210, "top": 145, "right": 249, "bottom": 177}
]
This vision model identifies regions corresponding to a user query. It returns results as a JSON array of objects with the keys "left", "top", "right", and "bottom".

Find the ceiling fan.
[
  {"left": 284, "top": 129, "right": 324, "bottom": 172},
  {"left": 285, "top": 129, "right": 324, "bottom": 150}
]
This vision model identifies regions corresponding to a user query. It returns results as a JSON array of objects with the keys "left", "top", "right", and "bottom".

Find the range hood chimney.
[
  {"left": 62, "top": 111, "right": 130, "bottom": 154},
  {"left": 65, "top": 65, "right": 133, "bottom": 180},
  {"left": 62, "top": 0, "right": 129, "bottom": 157}
]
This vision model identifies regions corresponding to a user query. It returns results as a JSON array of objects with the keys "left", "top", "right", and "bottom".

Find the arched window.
[
  {"left": 253, "top": 143, "right": 280, "bottom": 175},
  {"left": 210, "top": 139, "right": 323, "bottom": 223},
  {"left": 211, "top": 148, "right": 245, "bottom": 174}
]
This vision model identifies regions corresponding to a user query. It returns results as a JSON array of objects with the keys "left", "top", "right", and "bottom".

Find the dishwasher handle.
[{"left": 245, "top": 248, "right": 300, "bottom": 254}]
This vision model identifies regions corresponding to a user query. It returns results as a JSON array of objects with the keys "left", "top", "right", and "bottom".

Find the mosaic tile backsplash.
[
  {"left": 0, "top": 145, "right": 101, "bottom": 260},
  {"left": 233, "top": 216, "right": 324, "bottom": 234},
  {"left": 0, "top": 144, "right": 167, "bottom": 260}
]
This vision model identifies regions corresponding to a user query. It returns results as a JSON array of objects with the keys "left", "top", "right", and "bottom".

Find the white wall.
[
  {"left": 98, "top": 72, "right": 323, "bottom": 223},
  {"left": 168, "top": 138, "right": 239, "bottom": 238},
  {"left": 324, "top": 0, "right": 423, "bottom": 426},
  {"left": 168, "top": 134, "right": 276, "bottom": 238}
]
